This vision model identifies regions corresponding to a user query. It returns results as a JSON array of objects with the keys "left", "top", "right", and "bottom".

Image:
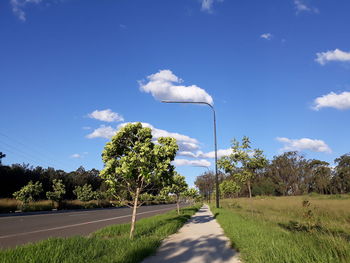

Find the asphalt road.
[{"left": 0, "top": 203, "right": 180, "bottom": 249}]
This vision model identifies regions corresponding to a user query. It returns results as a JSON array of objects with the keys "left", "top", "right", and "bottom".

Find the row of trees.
[
  {"left": 0, "top": 164, "right": 104, "bottom": 199},
  {"left": 1, "top": 123, "right": 199, "bottom": 239},
  {"left": 12, "top": 178, "right": 111, "bottom": 208},
  {"left": 195, "top": 136, "right": 350, "bottom": 199},
  {"left": 13, "top": 179, "right": 65, "bottom": 208}
]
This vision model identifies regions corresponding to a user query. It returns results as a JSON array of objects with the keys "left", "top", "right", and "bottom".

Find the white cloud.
[
  {"left": 82, "top": 126, "right": 91, "bottom": 130},
  {"left": 88, "top": 109, "right": 124, "bottom": 122},
  {"left": 315, "top": 49, "right": 350, "bottom": 65},
  {"left": 10, "top": 0, "right": 43, "bottom": 21},
  {"left": 179, "top": 142, "right": 200, "bottom": 152},
  {"left": 117, "top": 122, "right": 200, "bottom": 152},
  {"left": 260, "top": 33, "right": 273, "bottom": 40},
  {"left": 201, "top": 148, "right": 232, "bottom": 158},
  {"left": 200, "top": 0, "right": 224, "bottom": 13},
  {"left": 70, "top": 152, "right": 88, "bottom": 159},
  {"left": 172, "top": 159, "right": 211, "bottom": 167},
  {"left": 277, "top": 137, "right": 331, "bottom": 153},
  {"left": 293, "top": 0, "right": 318, "bottom": 14},
  {"left": 139, "top": 69, "right": 213, "bottom": 105},
  {"left": 178, "top": 151, "right": 198, "bottom": 158},
  {"left": 201, "top": 0, "right": 214, "bottom": 12},
  {"left": 86, "top": 125, "right": 117, "bottom": 139},
  {"left": 178, "top": 148, "right": 232, "bottom": 159},
  {"left": 70, "top": 153, "right": 81, "bottom": 159},
  {"left": 313, "top": 91, "right": 350, "bottom": 110},
  {"left": 86, "top": 122, "right": 234, "bottom": 165},
  {"left": 294, "top": 0, "right": 310, "bottom": 12},
  {"left": 87, "top": 122, "right": 201, "bottom": 153}
]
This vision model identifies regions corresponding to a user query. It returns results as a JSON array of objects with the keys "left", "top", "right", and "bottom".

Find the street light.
[{"left": 161, "top": 100, "right": 220, "bottom": 208}]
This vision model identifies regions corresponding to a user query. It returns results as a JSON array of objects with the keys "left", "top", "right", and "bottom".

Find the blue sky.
[{"left": 1, "top": 0, "right": 350, "bottom": 187}]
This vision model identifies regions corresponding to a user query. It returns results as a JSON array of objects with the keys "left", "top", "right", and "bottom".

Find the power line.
[
  {"left": 0, "top": 139, "right": 56, "bottom": 168},
  {"left": 0, "top": 144, "right": 46, "bottom": 167},
  {"left": 0, "top": 131, "right": 67, "bottom": 168}
]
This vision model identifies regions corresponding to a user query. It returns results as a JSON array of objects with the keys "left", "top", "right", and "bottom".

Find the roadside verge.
[{"left": 0, "top": 204, "right": 201, "bottom": 263}]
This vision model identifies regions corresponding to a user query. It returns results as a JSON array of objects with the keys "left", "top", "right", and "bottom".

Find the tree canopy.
[
  {"left": 218, "top": 136, "right": 268, "bottom": 198},
  {"left": 46, "top": 179, "right": 66, "bottom": 205},
  {"left": 13, "top": 181, "right": 43, "bottom": 206},
  {"left": 99, "top": 122, "right": 178, "bottom": 238},
  {"left": 161, "top": 173, "right": 188, "bottom": 214}
]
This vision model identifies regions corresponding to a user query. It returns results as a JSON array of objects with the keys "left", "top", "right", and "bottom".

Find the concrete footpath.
[{"left": 142, "top": 204, "right": 241, "bottom": 263}]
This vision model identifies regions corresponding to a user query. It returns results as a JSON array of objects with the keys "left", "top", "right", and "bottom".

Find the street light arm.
[
  {"left": 161, "top": 100, "right": 214, "bottom": 110},
  {"left": 161, "top": 99, "right": 220, "bottom": 208}
]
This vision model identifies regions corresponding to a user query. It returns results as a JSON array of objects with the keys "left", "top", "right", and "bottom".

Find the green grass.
[
  {"left": 0, "top": 204, "right": 201, "bottom": 263},
  {"left": 211, "top": 196, "right": 350, "bottom": 263}
]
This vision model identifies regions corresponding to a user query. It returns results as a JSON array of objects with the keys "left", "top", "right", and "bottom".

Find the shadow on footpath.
[
  {"left": 153, "top": 234, "right": 237, "bottom": 262},
  {"left": 143, "top": 208, "right": 238, "bottom": 263}
]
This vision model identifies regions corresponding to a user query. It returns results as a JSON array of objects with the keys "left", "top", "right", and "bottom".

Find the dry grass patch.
[{"left": 212, "top": 195, "right": 350, "bottom": 263}]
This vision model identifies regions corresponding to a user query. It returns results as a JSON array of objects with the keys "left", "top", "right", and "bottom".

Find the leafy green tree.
[
  {"left": 252, "top": 177, "right": 277, "bottom": 196},
  {"left": 332, "top": 153, "right": 350, "bottom": 194},
  {"left": 308, "top": 160, "right": 331, "bottom": 194},
  {"left": 184, "top": 187, "right": 200, "bottom": 201},
  {"left": 218, "top": 136, "right": 268, "bottom": 198},
  {"left": 155, "top": 190, "right": 173, "bottom": 203},
  {"left": 139, "top": 193, "right": 155, "bottom": 205},
  {"left": 195, "top": 171, "right": 215, "bottom": 202},
  {"left": 13, "top": 181, "right": 43, "bottom": 208},
  {"left": 99, "top": 122, "right": 178, "bottom": 238},
  {"left": 73, "top": 184, "right": 96, "bottom": 202},
  {"left": 219, "top": 180, "right": 241, "bottom": 198},
  {"left": 267, "top": 151, "right": 310, "bottom": 196},
  {"left": 162, "top": 173, "right": 188, "bottom": 215},
  {"left": 46, "top": 179, "right": 66, "bottom": 207}
]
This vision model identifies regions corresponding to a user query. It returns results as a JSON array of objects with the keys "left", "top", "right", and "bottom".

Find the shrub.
[
  {"left": 13, "top": 181, "right": 43, "bottom": 210},
  {"left": 46, "top": 179, "right": 66, "bottom": 208},
  {"left": 73, "top": 184, "right": 96, "bottom": 202}
]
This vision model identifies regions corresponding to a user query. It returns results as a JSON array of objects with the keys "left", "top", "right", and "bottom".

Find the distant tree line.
[
  {"left": 195, "top": 137, "right": 350, "bottom": 199},
  {"left": 0, "top": 164, "right": 106, "bottom": 199}
]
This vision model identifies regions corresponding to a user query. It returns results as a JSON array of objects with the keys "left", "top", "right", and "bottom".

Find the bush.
[
  {"left": 73, "top": 184, "right": 96, "bottom": 202},
  {"left": 13, "top": 181, "right": 43, "bottom": 210},
  {"left": 46, "top": 179, "right": 66, "bottom": 208}
]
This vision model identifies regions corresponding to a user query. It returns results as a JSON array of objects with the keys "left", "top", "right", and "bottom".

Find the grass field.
[
  {"left": 211, "top": 195, "right": 350, "bottom": 263},
  {"left": 0, "top": 204, "right": 201, "bottom": 263}
]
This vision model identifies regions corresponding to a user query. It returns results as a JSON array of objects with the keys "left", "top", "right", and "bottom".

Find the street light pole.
[{"left": 161, "top": 100, "right": 220, "bottom": 208}]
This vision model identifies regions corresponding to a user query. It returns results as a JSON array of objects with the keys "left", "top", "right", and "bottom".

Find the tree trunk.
[
  {"left": 176, "top": 195, "right": 180, "bottom": 215},
  {"left": 129, "top": 187, "right": 140, "bottom": 239},
  {"left": 247, "top": 180, "right": 252, "bottom": 198}
]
